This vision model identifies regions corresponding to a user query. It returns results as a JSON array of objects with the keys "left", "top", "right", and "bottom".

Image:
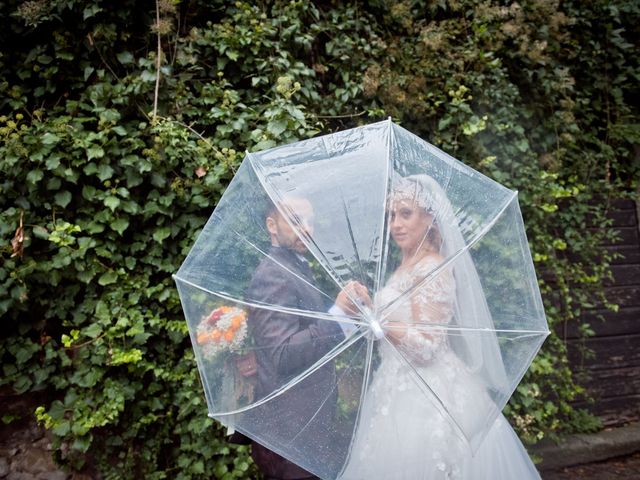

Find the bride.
[{"left": 338, "top": 174, "right": 541, "bottom": 480}]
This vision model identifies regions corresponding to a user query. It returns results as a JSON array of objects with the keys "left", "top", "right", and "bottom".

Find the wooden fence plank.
[
  {"left": 609, "top": 209, "right": 638, "bottom": 227},
  {"left": 560, "top": 307, "right": 640, "bottom": 339},
  {"left": 566, "top": 334, "right": 640, "bottom": 370},
  {"left": 603, "top": 286, "right": 640, "bottom": 308},
  {"left": 606, "top": 264, "right": 640, "bottom": 286},
  {"left": 579, "top": 366, "right": 640, "bottom": 397},
  {"left": 609, "top": 199, "right": 636, "bottom": 210},
  {"left": 608, "top": 245, "right": 640, "bottom": 265},
  {"left": 573, "top": 395, "right": 640, "bottom": 426},
  {"left": 599, "top": 226, "right": 639, "bottom": 246}
]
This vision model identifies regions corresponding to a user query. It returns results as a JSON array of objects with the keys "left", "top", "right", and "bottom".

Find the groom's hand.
[{"left": 336, "top": 281, "right": 372, "bottom": 315}]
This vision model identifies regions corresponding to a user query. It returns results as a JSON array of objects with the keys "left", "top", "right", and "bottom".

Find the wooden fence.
[{"left": 566, "top": 198, "right": 640, "bottom": 426}]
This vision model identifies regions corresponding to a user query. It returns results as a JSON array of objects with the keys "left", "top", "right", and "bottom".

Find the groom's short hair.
[
  {"left": 263, "top": 197, "right": 278, "bottom": 223},
  {"left": 263, "top": 195, "right": 310, "bottom": 223}
]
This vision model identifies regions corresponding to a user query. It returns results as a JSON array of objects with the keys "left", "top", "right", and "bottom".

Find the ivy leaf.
[
  {"left": 47, "top": 177, "right": 61, "bottom": 190},
  {"left": 42, "top": 133, "right": 61, "bottom": 145},
  {"left": 97, "top": 164, "right": 114, "bottom": 181},
  {"left": 52, "top": 421, "right": 70, "bottom": 436},
  {"left": 72, "top": 435, "right": 92, "bottom": 453},
  {"left": 141, "top": 70, "right": 156, "bottom": 82},
  {"left": 253, "top": 139, "right": 276, "bottom": 150},
  {"left": 87, "top": 146, "right": 105, "bottom": 160},
  {"left": 98, "top": 271, "right": 118, "bottom": 286},
  {"left": 77, "top": 269, "right": 95, "bottom": 283},
  {"left": 83, "top": 4, "right": 102, "bottom": 20},
  {"left": 85, "top": 323, "right": 103, "bottom": 338},
  {"left": 100, "top": 110, "right": 120, "bottom": 123},
  {"left": 15, "top": 342, "right": 38, "bottom": 364},
  {"left": 152, "top": 227, "right": 171, "bottom": 243},
  {"left": 82, "top": 185, "right": 97, "bottom": 200},
  {"left": 84, "top": 66, "right": 94, "bottom": 81},
  {"left": 83, "top": 163, "right": 98, "bottom": 176},
  {"left": 516, "top": 138, "right": 530, "bottom": 153},
  {"left": 49, "top": 401, "right": 65, "bottom": 420},
  {"left": 13, "top": 376, "right": 31, "bottom": 395},
  {"left": 110, "top": 218, "right": 129, "bottom": 235},
  {"left": 104, "top": 196, "right": 120, "bottom": 211},
  {"left": 267, "top": 119, "right": 288, "bottom": 137},
  {"left": 46, "top": 156, "right": 61, "bottom": 170},
  {"left": 192, "top": 460, "right": 204, "bottom": 474},
  {"left": 438, "top": 117, "right": 452, "bottom": 131},
  {"left": 32, "top": 226, "right": 49, "bottom": 239},
  {"left": 116, "top": 51, "right": 134, "bottom": 65},
  {"left": 54, "top": 191, "right": 72, "bottom": 208},
  {"left": 26, "top": 169, "right": 44, "bottom": 184}
]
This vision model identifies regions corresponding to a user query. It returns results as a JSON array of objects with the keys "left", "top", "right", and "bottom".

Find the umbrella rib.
[
  {"left": 340, "top": 335, "right": 376, "bottom": 475},
  {"left": 513, "top": 201, "right": 547, "bottom": 319},
  {"left": 246, "top": 152, "right": 372, "bottom": 317},
  {"left": 383, "top": 336, "right": 470, "bottom": 445},
  {"left": 382, "top": 323, "right": 548, "bottom": 335},
  {"left": 287, "top": 337, "right": 369, "bottom": 447},
  {"left": 286, "top": 387, "right": 336, "bottom": 447},
  {"left": 379, "top": 191, "right": 519, "bottom": 321},
  {"left": 339, "top": 191, "right": 367, "bottom": 285},
  {"left": 173, "top": 274, "right": 366, "bottom": 327},
  {"left": 211, "top": 329, "right": 367, "bottom": 417},
  {"left": 373, "top": 118, "right": 394, "bottom": 298}
]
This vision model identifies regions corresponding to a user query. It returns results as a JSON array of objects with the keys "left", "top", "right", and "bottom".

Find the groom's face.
[{"left": 267, "top": 197, "right": 314, "bottom": 254}]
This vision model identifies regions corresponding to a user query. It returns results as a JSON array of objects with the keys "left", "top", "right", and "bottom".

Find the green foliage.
[{"left": 0, "top": 0, "right": 638, "bottom": 477}]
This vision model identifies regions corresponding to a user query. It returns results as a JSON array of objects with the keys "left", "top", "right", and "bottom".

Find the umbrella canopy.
[{"left": 174, "top": 119, "right": 549, "bottom": 479}]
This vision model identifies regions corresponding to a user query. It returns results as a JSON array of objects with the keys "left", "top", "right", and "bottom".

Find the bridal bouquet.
[{"left": 196, "top": 305, "right": 248, "bottom": 359}]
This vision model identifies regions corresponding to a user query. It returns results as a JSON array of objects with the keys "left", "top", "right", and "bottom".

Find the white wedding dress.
[{"left": 339, "top": 257, "right": 541, "bottom": 480}]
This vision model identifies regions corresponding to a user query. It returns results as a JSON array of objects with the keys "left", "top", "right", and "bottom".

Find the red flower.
[{"left": 206, "top": 308, "right": 223, "bottom": 325}]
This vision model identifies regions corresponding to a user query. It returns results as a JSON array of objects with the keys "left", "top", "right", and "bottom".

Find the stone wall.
[{"left": 0, "top": 390, "right": 87, "bottom": 480}]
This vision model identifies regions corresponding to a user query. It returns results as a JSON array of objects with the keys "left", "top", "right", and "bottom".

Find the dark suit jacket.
[{"left": 246, "top": 246, "right": 344, "bottom": 479}]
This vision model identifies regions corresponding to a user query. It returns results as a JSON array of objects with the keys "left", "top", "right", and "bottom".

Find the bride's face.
[{"left": 389, "top": 199, "right": 435, "bottom": 254}]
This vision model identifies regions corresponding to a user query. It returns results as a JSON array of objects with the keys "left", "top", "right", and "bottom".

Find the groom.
[{"left": 240, "top": 196, "right": 359, "bottom": 480}]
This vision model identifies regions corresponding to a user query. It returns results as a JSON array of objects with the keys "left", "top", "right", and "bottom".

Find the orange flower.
[
  {"left": 223, "top": 329, "right": 235, "bottom": 342},
  {"left": 197, "top": 332, "right": 210, "bottom": 344},
  {"left": 211, "top": 329, "right": 222, "bottom": 342},
  {"left": 231, "top": 315, "right": 244, "bottom": 329}
]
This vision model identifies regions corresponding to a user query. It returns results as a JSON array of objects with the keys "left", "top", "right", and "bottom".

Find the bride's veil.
[{"left": 397, "top": 174, "right": 508, "bottom": 395}]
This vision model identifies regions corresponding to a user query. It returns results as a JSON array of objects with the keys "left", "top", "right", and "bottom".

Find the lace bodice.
[{"left": 377, "top": 256, "right": 456, "bottom": 363}]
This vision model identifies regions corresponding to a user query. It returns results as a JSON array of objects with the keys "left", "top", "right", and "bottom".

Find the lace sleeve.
[{"left": 397, "top": 259, "right": 456, "bottom": 364}]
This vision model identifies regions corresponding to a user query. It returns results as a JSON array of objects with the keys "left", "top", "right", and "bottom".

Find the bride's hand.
[
  {"left": 336, "top": 281, "right": 372, "bottom": 315},
  {"left": 384, "top": 321, "right": 408, "bottom": 344}
]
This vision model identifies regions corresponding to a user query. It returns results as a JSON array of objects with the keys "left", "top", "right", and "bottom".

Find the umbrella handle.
[
  {"left": 353, "top": 299, "right": 384, "bottom": 340},
  {"left": 369, "top": 318, "right": 385, "bottom": 340}
]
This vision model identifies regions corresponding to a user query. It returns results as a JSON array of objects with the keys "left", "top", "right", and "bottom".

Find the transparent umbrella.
[{"left": 173, "top": 119, "right": 549, "bottom": 479}]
